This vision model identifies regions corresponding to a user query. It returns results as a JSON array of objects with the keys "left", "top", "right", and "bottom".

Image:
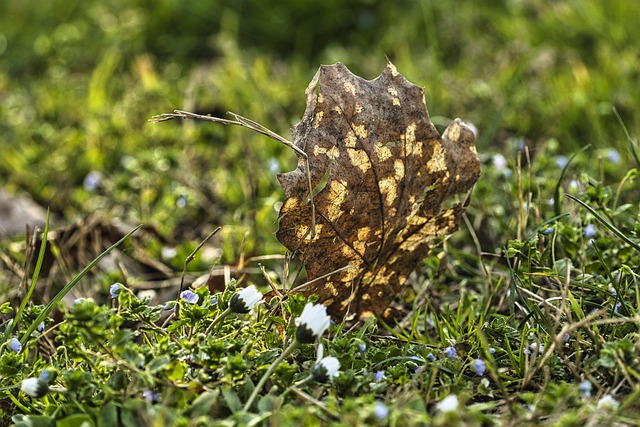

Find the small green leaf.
[
  {"left": 11, "top": 415, "right": 55, "bottom": 427},
  {"left": 56, "top": 414, "right": 95, "bottom": 427},
  {"left": 98, "top": 401, "right": 118, "bottom": 427},
  {"left": 221, "top": 386, "right": 242, "bottom": 413},
  {"left": 147, "top": 355, "right": 171, "bottom": 373},
  {"left": 187, "top": 390, "right": 219, "bottom": 418}
]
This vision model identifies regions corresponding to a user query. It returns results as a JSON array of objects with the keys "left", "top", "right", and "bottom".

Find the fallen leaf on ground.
[{"left": 277, "top": 62, "right": 480, "bottom": 320}]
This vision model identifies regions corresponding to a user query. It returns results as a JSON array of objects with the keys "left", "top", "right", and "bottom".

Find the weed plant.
[{"left": 1, "top": 1, "right": 640, "bottom": 425}]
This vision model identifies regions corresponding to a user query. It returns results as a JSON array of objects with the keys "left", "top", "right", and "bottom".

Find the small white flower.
[
  {"left": 229, "top": 285, "right": 263, "bottom": 313},
  {"left": 436, "top": 394, "right": 459, "bottom": 413},
  {"left": 21, "top": 378, "right": 49, "bottom": 398},
  {"left": 161, "top": 246, "right": 178, "bottom": 260},
  {"left": 597, "top": 394, "right": 619, "bottom": 411},
  {"left": 312, "top": 346, "right": 340, "bottom": 383},
  {"left": 295, "top": 303, "right": 331, "bottom": 344}
]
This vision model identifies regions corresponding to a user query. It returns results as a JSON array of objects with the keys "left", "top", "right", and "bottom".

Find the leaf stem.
[
  {"left": 243, "top": 339, "right": 300, "bottom": 411},
  {"left": 204, "top": 306, "right": 232, "bottom": 335}
]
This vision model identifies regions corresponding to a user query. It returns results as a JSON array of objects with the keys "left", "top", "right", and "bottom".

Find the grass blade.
[
  {"left": 613, "top": 107, "right": 640, "bottom": 168},
  {"left": 553, "top": 145, "right": 590, "bottom": 217},
  {"left": 565, "top": 194, "right": 640, "bottom": 252},
  {"left": 19, "top": 224, "right": 141, "bottom": 345},
  {"left": 7, "top": 209, "right": 51, "bottom": 339}
]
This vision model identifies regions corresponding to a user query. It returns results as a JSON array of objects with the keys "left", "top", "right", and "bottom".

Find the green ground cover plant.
[{"left": 1, "top": 0, "right": 639, "bottom": 425}]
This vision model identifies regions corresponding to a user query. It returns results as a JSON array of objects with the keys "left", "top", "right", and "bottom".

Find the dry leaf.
[{"left": 276, "top": 62, "right": 480, "bottom": 320}]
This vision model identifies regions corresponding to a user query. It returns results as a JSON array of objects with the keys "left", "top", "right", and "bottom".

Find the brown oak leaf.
[{"left": 276, "top": 62, "right": 480, "bottom": 320}]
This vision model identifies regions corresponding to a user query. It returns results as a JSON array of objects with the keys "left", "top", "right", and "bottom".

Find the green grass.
[{"left": 1, "top": 0, "right": 640, "bottom": 425}]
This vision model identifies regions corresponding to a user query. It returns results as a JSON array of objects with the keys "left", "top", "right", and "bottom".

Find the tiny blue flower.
[
  {"left": 563, "top": 333, "right": 570, "bottom": 342},
  {"left": 523, "top": 348, "right": 532, "bottom": 355},
  {"left": 180, "top": 290, "right": 199, "bottom": 304},
  {"left": 358, "top": 343, "right": 367, "bottom": 353},
  {"left": 373, "top": 402, "right": 389, "bottom": 420},
  {"left": 543, "top": 227, "right": 554, "bottom": 234},
  {"left": 373, "top": 370, "right": 386, "bottom": 382},
  {"left": 606, "top": 149, "right": 621, "bottom": 164},
  {"left": 268, "top": 158, "right": 280, "bottom": 173},
  {"left": 211, "top": 297, "right": 218, "bottom": 305},
  {"left": 83, "top": 171, "right": 101, "bottom": 191},
  {"left": 39, "top": 369, "right": 51, "bottom": 383},
  {"left": 74, "top": 298, "right": 86, "bottom": 304},
  {"left": 143, "top": 390, "right": 160, "bottom": 403},
  {"left": 488, "top": 347, "right": 496, "bottom": 354},
  {"left": 614, "top": 302, "right": 622, "bottom": 313},
  {"left": 569, "top": 179, "right": 580, "bottom": 191},
  {"left": 579, "top": 380, "right": 592, "bottom": 397},
  {"left": 37, "top": 322, "right": 45, "bottom": 333},
  {"left": 583, "top": 224, "right": 596, "bottom": 238},
  {"left": 408, "top": 355, "right": 422, "bottom": 372},
  {"left": 492, "top": 154, "right": 507, "bottom": 170},
  {"left": 549, "top": 198, "right": 555, "bottom": 207},
  {"left": 530, "top": 343, "right": 544, "bottom": 353},
  {"left": 472, "top": 358, "right": 486, "bottom": 376},
  {"left": 110, "top": 283, "right": 122, "bottom": 299},
  {"left": 445, "top": 346, "right": 457, "bottom": 358},
  {"left": 426, "top": 316, "right": 435, "bottom": 327},
  {"left": 176, "top": 194, "right": 187, "bottom": 208},
  {"left": 555, "top": 156, "right": 569, "bottom": 169},
  {"left": 427, "top": 352, "right": 436, "bottom": 361},
  {"left": 9, "top": 338, "right": 22, "bottom": 353}
]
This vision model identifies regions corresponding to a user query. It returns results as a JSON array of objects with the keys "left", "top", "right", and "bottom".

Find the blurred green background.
[{"left": 1, "top": 0, "right": 638, "bottom": 267}]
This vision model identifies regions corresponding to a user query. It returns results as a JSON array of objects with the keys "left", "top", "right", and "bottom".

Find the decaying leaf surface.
[{"left": 277, "top": 62, "right": 480, "bottom": 320}]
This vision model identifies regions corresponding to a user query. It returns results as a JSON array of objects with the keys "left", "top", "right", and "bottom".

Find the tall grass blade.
[
  {"left": 613, "top": 107, "right": 640, "bottom": 168},
  {"left": 553, "top": 145, "right": 590, "bottom": 217},
  {"left": 565, "top": 194, "right": 640, "bottom": 252},
  {"left": 19, "top": 224, "right": 141, "bottom": 345},
  {"left": 7, "top": 209, "right": 51, "bottom": 339}
]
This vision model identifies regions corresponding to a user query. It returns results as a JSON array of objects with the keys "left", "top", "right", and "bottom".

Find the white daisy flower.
[
  {"left": 229, "top": 285, "right": 263, "bottom": 313},
  {"left": 295, "top": 303, "right": 331, "bottom": 344}
]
